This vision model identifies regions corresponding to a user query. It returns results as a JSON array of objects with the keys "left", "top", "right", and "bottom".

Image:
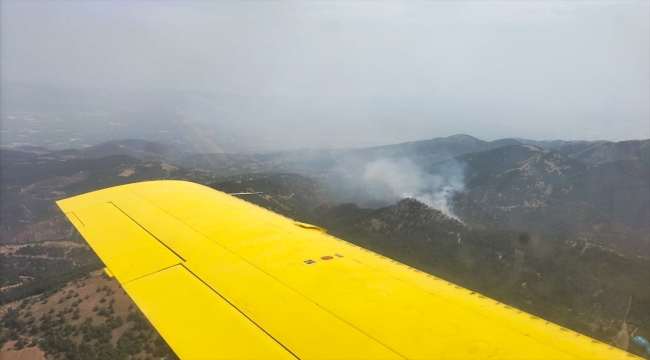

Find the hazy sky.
[{"left": 1, "top": 1, "right": 649, "bottom": 145}]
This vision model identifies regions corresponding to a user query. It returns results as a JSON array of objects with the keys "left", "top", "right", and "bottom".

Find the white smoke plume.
[{"left": 363, "top": 158, "right": 466, "bottom": 219}]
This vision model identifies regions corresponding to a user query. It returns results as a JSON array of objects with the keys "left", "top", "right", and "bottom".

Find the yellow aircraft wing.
[{"left": 56, "top": 180, "right": 638, "bottom": 360}]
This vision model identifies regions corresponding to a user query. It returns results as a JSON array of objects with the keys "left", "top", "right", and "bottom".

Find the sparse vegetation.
[{"left": 0, "top": 273, "right": 178, "bottom": 360}]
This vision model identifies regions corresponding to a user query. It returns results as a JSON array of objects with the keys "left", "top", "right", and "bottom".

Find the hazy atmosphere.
[
  {"left": 2, "top": 0, "right": 649, "bottom": 150},
  {"left": 1, "top": 2, "right": 650, "bottom": 359}
]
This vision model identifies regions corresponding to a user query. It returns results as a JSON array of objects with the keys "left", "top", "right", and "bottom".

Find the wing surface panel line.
[
  {"left": 65, "top": 201, "right": 184, "bottom": 284},
  {"left": 65, "top": 212, "right": 85, "bottom": 227},
  {"left": 109, "top": 199, "right": 187, "bottom": 262},
  {"left": 122, "top": 264, "right": 296, "bottom": 360},
  {"left": 119, "top": 263, "right": 180, "bottom": 286},
  {"left": 182, "top": 263, "right": 407, "bottom": 359},
  {"left": 178, "top": 263, "right": 302, "bottom": 360},
  {"left": 129, "top": 186, "right": 295, "bottom": 251}
]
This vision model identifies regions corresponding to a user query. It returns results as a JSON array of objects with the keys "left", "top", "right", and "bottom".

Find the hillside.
[
  {"left": 0, "top": 149, "right": 218, "bottom": 246},
  {"left": 1, "top": 269, "right": 176, "bottom": 360},
  {"left": 453, "top": 143, "right": 649, "bottom": 255},
  {"left": 558, "top": 139, "right": 650, "bottom": 166}
]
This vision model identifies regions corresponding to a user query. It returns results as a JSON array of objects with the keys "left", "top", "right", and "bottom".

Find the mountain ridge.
[{"left": 454, "top": 143, "right": 649, "bottom": 255}]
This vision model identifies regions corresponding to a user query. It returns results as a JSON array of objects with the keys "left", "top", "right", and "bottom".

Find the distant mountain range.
[
  {"left": 176, "top": 134, "right": 588, "bottom": 176},
  {"left": 3, "top": 134, "right": 647, "bottom": 256},
  {"left": 7, "top": 134, "right": 586, "bottom": 172},
  {"left": 191, "top": 134, "right": 648, "bottom": 256}
]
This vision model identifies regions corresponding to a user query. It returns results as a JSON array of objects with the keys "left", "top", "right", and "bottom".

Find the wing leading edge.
[{"left": 56, "top": 180, "right": 638, "bottom": 360}]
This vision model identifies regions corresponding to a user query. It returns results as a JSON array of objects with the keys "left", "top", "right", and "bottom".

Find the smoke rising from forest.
[{"left": 362, "top": 158, "right": 466, "bottom": 219}]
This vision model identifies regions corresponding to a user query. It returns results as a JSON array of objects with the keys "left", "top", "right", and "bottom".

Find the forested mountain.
[
  {"left": 454, "top": 143, "right": 649, "bottom": 255},
  {"left": 177, "top": 134, "right": 567, "bottom": 176}
]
